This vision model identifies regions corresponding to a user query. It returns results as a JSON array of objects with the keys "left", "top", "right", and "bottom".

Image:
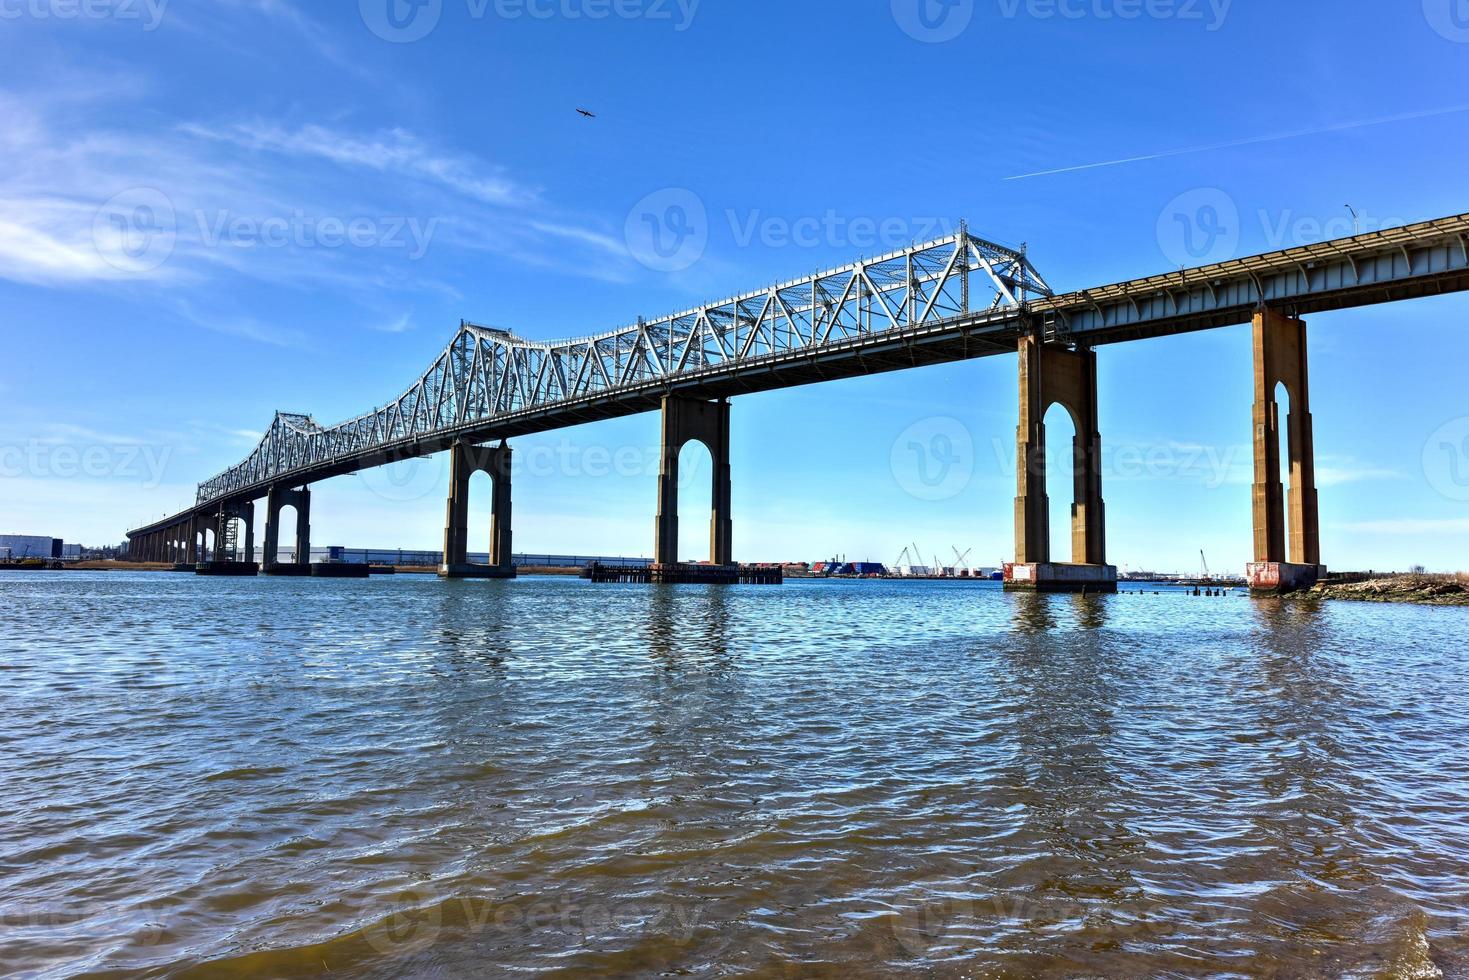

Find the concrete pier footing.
[
  {"left": 312, "top": 563, "right": 370, "bottom": 579},
  {"left": 1004, "top": 562, "right": 1118, "bottom": 594},
  {"left": 1247, "top": 562, "right": 1326, "bottom": 596},
  {"left": 263, "top": 562, "right": 312, "bottom": 577},
  {"left": 438, "top": 563, "right": 516, "bottom": 580},
  {"left": 588, "top": 562, "right": 782, "bottom": 585},
  {"left": 196, "top": 561, "right": 259, "bottom": 577}
]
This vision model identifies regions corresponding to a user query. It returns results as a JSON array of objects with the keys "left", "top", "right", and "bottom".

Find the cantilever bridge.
[{"left": 129, "top": 212, "right": 1469, "bottom": 592}]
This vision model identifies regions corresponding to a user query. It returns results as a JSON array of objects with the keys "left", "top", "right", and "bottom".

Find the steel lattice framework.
[{"left": 196, "top": 227, "right": 1049, "bottom": 505}]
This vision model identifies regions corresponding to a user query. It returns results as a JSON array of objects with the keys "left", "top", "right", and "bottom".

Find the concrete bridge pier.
[
  {"left": 439, "top": 440, "right": 516, "bottom": 579},
  {"left": 186, "top": 516, "right": 202, "bottom": 564},
  {"left": 654, "top": 396, "right": 733, "bottom": 569},
  {"left": 262, "top": 486, "right": 312, "bottom": 575},
  {"left": 197, "top": 501, "right": 259, "bottom": 575},
  {"left": 1247, "top": 307, "right": 1325, "bottom": 595},
  {"left": 1004, "top": 334, "right": 1117, "bottom": 593}
]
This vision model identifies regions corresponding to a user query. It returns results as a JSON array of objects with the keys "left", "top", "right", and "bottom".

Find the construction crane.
[
  {"left": 952, "top": 546, "right": 973, "bottom": 574},
  {"left": 893, "top": 546, "right": 911, "bottom": 570},
  {"left": 1200, "top": 550, "right": 1211, "bottom": 581}
]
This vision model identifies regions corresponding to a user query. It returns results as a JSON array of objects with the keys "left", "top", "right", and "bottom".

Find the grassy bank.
[{"left": 1312, "top": 574, "right": 1469, "bottom": 607}]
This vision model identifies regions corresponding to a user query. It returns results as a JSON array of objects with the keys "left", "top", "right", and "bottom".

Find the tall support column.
[
  {"left": 1248, "top": 308, "right": 1323, "bottom": 593},
  {"left": 294, "top": 490, "right": 311, "bottom": 565},
  {"left": 1014, "top": 336, "right": 1050, "bottom": 565},
  {"left": 1006, "top": 334, "right": 1114, "bottom": 593},
  {"left": 654, "top": 396, "right": 733, "bottom": 568},
  {"left": 440, "top": 441, "right": 515, "bottom": 579},
  {"left": 262, "top": 486, "right": 311, "bottom": 569},
  {"left": 1071, "top": 347, "right": 1107, "bottom": 568},
  {"left": 242, "top": 504, "right": 255, "bottom": 565},
  {"left": 442, "top": 442, "right": 471, "bottom": 569},
  {"left": 186, "top": 517, "right": 200, "bottom": 563},
  {"left": 263, "top": 488, "right": 282, "bottom": 565},
  {"left": 489, "top": 444, "right": 514, "bottom": 571}
]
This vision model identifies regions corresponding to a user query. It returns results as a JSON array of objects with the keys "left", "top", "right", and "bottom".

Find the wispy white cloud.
[
  {"left": 1339, "top": 518, "right": 1469, "bottom": 534},
  {"left": 0, "top": 87, "right": 638, "bottom": 301},
  {"left": 28, "top": 423, "right": 150, "bottom": 447},
  {"left": 371, "top": 313, "right": 416, "bottom": 334},
  {"left": 0, "top": 200, "right": 157, "bottom": 285},
  {"left": 172, "top": 299, "right": 310, "bottom": 349},
  {"left": 181, "top": 121, "right": 535, "bottom": 207},
  {"left": 165, "top": 0, "right": 360, "bottom": 75},
  {"left": 1315, "top": 456, "right": 1404, "bottom": 487}
]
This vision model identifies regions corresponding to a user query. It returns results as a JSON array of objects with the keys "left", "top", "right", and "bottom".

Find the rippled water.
[{"left": 3, "top": 572, "right": 1469, "bottom": 978}]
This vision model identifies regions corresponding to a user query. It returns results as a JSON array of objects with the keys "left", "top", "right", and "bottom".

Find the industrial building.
[{"left": 0, "top": 534, "right": 70, "bottom": 561}]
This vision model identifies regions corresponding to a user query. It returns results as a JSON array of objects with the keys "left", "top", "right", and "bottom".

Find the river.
[{"left": 2, "top": 572, "right": 1467, "bottom": 977}]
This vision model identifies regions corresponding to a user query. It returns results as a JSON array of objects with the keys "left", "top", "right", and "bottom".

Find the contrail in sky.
[{"left": 1005, "top": 104, "right": 1469, "bottom": 180}]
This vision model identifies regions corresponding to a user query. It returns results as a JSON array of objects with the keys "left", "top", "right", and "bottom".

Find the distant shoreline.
[{"left": 10, "top": 564, "right": 1468, "bottom": 606}]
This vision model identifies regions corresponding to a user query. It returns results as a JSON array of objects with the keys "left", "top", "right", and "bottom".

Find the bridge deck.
[{"left": 129, "top": 213, "right": 1469, "bottom": 539}]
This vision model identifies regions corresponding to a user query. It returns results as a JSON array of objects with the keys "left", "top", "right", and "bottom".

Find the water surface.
[{"left": 2, "top": 572, "right": 1467, "bottom": 977}]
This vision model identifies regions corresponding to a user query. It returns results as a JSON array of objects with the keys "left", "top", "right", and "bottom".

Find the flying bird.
[{"left": 576, "top": 108, "right": 596, "bottom": 119}]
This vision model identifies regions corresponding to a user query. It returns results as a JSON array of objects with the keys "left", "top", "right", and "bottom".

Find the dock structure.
[
  {"left": 588, "top": 563, "right": 783, "bottom": 585},
  {"left": 121, "top": 215, "right": 1469, "bottom": 596}
]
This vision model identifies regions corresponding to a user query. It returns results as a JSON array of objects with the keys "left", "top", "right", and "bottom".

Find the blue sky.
[{"left": 2, "top": 0, "right": 1467, "bottom": 572}]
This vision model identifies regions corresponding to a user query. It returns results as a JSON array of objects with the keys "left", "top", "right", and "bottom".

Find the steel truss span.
[
  {"left": 129, "top": 212, "right": 1469, "bottom": 541},
  {"left": 194, "top": 228, "right": 1048, "bottom": 506}
]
